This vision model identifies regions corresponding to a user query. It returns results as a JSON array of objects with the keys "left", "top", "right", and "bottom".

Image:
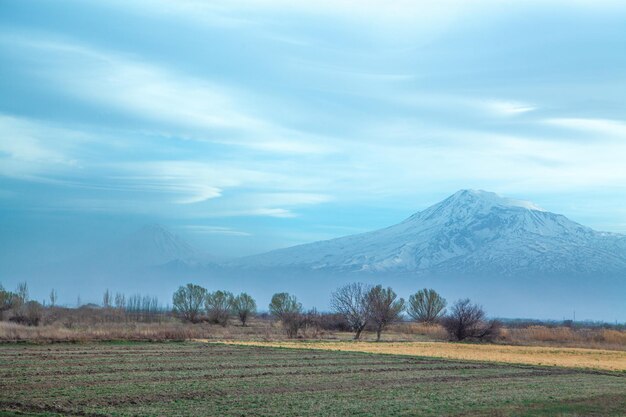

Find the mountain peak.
[
  {"left": 117, "top": 223, "right": 198, "bottom": 266},
  {"left": 445, "top": 189, "right": 545, "bottom": 212},
  {"left": 237, "top": 189, "right": 626, "bottom": 276}
]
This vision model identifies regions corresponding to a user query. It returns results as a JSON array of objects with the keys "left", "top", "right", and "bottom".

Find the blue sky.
[{"left": 1, "top": 0, "right": 626, "bottom": 261}]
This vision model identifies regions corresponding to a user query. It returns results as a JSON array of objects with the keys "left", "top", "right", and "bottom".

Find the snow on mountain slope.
[{"left": 236, "top": 190, "right": 626, "bottom": 275}]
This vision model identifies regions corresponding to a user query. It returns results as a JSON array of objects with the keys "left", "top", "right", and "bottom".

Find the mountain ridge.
[{"left": 232, "top": 189, "right": 626, "bottom": 275}]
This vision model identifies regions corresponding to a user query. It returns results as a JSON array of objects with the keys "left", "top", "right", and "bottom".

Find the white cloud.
[
  {"left": 244, "top": 192, "right": 332, "bottom": 207},
  {"left": 5, "top": 35, "right": 334, "bottom": 156},
  {"left": 544, "top": 118, "right": 626, "bottom": 138},
  {"left": 249, "top": 208, "right": 296, "bottom": 218},
  {"left": 390, "top": 93, "right": 537, "bottom": 120},
  {"left": 0, "top": 115, "right": 84, "bottom": 180},
  {"left": 112, "top": 161, "right": 262, "bottom": 204},
  {"left": 203, "top": 208, "right": 297, "bottom": 218},
  {"left": 482, "top": 100, "right": 536, "bottom": 116},
  {"left": 111, "top": 0, "right": 473, "bottom": 34}
]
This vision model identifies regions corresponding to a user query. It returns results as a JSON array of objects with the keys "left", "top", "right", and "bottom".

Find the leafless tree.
[
  {"left": 269, "top": 292, "right": 303, "bottom": 338},
  {"left": 301, "top": 308, "right": 322, "bottom": 337},
  {"left": 114, "top": 292, "right": 126, "bottom": 310},
  {"left": 49, "top": 289, "right": 57, "bottom": 307},
  {"left": 330, "top": 282, "right": 372, "bottom": 340},
  {"left": 232, "top": 293, "right": 256, "bottom": 326},
  {"left": 366, "top": 285, "right": 405, "bottom": 341},
  {"left": 205, "top": 290, "right": 234, "bottom": 326},
  {"left": 442, "top": 298, "right": 500, "bottom": 341},
  {"left": 172, "top": 283, "right": 207, "bottom": 323},
  {"left": 16, "top": 282, "right": 28, "bottom": 305},
  {"left": 102, "top": 289, "right": 112, "bottom": 309},
  {"left": 407, "top": 288, "right": 447, "bottom": 324}
]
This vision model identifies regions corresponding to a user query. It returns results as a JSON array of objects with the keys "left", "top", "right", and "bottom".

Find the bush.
[
  {"left": 9, "top": 301, "right": 43, "bottom": 326},
  {"left": 318, "top": 313, "right": 352, "bottom": 332},
  {"left": 442, "top": 299, "right": 500, "bottom": 341}
]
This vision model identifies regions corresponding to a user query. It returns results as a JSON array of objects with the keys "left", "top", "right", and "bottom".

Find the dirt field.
[
  {"left": 222, "top": 340, "right": 626, "bottom": 371},
  {"left": 1, "top": 342, "right": 625, "bottom": 416}
]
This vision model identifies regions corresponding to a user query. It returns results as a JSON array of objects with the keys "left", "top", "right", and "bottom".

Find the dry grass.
[
  {"left": 369, "top": 323, "right": 626, "bottom": 351},
  {"left": 0, "top": 319, "right": 289, "bottom": 343},
  {"left": 501, "top": 326, "right": 626, "bottom": 350},
  {"left": 221, "top": 340, "right": 626, "bottom": 372},
  {"left": 2, "top": 317, "right": 624, "bottom": 353},
  {"left": 390, "top": 322, "right": 449, "bottom": 340}
]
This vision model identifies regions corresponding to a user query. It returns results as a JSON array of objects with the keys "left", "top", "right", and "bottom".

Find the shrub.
[
  {"left": 442, "top": 299, "right": 500, "bottom": 341},
  {"left": 318, "top": 313, "right": 351, "bottom": 332},
  {"left": 9, "top": 301, "right": 43, "bottom": 326}
]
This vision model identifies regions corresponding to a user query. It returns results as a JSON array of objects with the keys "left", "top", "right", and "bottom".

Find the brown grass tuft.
[{"left": 501, "top": 326, "right": 626, "bottom": 350}]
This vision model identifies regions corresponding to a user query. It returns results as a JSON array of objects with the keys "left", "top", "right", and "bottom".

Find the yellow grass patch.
[{"left": 218, "top": 340, "right": 626, "bottom": 372}]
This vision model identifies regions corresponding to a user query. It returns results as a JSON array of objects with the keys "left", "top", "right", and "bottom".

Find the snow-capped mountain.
[
  {"left": 105, "top": 223, "right": 199, "bottom": 268},
  {"left": 69, "top": 223, "right": 204, "bottom": 274},
  {"left": 236, "top": 190, "right": 626, "bottom": 276}
]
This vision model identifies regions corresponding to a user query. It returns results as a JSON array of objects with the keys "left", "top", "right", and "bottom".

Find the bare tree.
[
  {"left": 301, "top": 308, "right": 321, "bottom": 337},
  {"left": 366, "top": 285, "right": 405, "bottom": 341},
  {"left": 102, "top": 289, "right": 112, "bottom": 309},
  {"left": 16, "top": 282, "right": 28, "bottom": 305},
  {"left": 114, "top": 292, "right": 126, "bottom": 310},
  {"left": 442, "top": 299, "right": 500, "bottom": 341},
  {"left": 205, "top": 290, "right": 234, "bottom": 326},
  {"left": 232, "top": 293, "right": 256, "bottom": 326},
  {"left": 49, "top": 289, "right": 57, "bottom": 307},
  {"left": 269, "top": 292, "right": 303, "bottom": 338},
  {"left": 407, "top": 288, "right": 447, "bottom": 324},
  {"left": 330, "top": 283, "right": 372, "bottom": 340},
  {"left": 172, "top": 283, "right": 207, "bottom": 323}
]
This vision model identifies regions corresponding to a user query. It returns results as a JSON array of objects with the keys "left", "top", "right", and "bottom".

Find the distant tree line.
[
  {"left": 0, "top": 283, "right": 166, "bottom": 326},
  {"left": 0, "top": 281, "right": 502, "bottom": 341},
  {"left": 171, "top": 282, "right": 499, "bottom": 341}
]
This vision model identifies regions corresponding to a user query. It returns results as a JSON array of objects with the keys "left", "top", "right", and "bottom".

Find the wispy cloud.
[
  {"left": 0, "top": 115, "right": 83, "bottom": 180},
  {"left": 2, "top": 0, "right": 626, "bottom": 253},
  {"left": 3, "top": 34, "right": 334, "bottom": 156},
  {"left": 544, "top": 118, "right": 626, "bottom": 138},
  {"left": 482, "top": 100, "right": 536, "bottom": 116},
  {"left": 200, "top": 208, "right": 297, "bottom": 218}
]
